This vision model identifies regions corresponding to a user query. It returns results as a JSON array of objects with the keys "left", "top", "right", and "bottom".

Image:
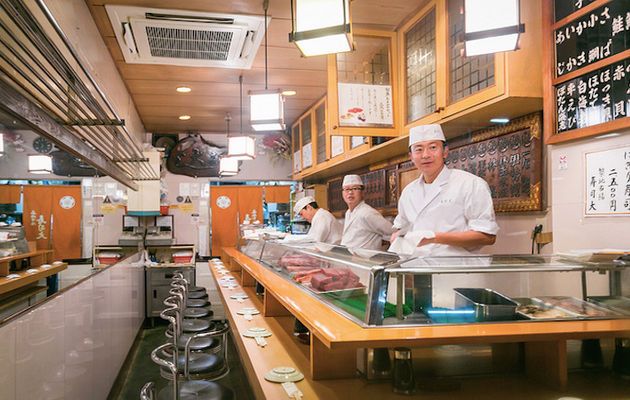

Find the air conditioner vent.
[
  {"left": 145, "top": 26, "right": 233, "bottom": 61},
  {"left": 106, "top": 5, "right": 266, "bottom": 69}
]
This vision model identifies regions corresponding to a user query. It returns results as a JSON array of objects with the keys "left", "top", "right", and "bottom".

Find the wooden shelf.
[
  {"left": 0, "top": 263, "right": 67, "bottom": 295},
  {"left": 0, "top": 250, "right": 54, "bottom": 276}
]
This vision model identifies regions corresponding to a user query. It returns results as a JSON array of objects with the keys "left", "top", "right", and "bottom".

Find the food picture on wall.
[{"left": 338, "top": 83, "right": 393, "bottom": 127}]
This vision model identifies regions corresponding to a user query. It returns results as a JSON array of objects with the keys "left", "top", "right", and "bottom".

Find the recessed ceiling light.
[
  {"left": 176, "top": 86, "right": 192, "bottom": 93},
  {"left": 178, "top": 115, "right": 191, "bottom": 120},
  {"left": 281, "top": 90, "right": 297, "bottom": 96},
  {"left": 490, "top": 118, "right": 510, "bottom": 124}
]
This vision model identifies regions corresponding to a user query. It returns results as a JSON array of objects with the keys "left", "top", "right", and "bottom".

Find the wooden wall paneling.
[
  {"left": 0, "top": 185, "right": 21, "bottom": 204},
  {"left": 210, "top": 186, "right": 240, "bottom": 258}
]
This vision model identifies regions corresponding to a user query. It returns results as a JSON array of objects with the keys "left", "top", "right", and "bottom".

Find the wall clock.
[
  {"left": 216, "top": 195, "right": 231, "bottom": 209},
  {"left": 33, "top": 137, "right": 53, "bottom": 154}
]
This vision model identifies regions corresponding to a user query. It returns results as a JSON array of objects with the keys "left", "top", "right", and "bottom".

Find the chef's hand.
[
  {"left": 390, "top": 230, "right": 401, "bottom": 243},
  {"left": 405, "top": 230, "right": 436, "bottom": 247}
]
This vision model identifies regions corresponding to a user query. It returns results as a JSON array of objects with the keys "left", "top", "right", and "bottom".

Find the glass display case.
[{"left": 241, "top": 239, "right": 630, "bottom": 327}]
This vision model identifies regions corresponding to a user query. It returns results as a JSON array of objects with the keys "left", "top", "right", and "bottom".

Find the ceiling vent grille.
[{"left": 105, "top": 5, "right": 266, "bottom": 69}]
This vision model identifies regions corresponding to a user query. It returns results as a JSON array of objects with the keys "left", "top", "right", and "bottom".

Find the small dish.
[
  {"left": 52, "top": 261, "right": 64, "bottom": 266},
  {"left": 230, "top": 293, "right": 248, "bottom": 300},
  {"left": 26, "top": 269, "right": 39, "bottom": 274},
  {"left": 264, "top": 366, "right": 304, "bottom": 383},
  {"left": 237, "top": 307, "right": 260, "bottom": 316},
  {"left": 6, "top": 274, "right": 20, "bottom": 279},
  {"left": 243, "top": 327, "right": 272, "bottom": 347},
  {"left": 40, "top": 264, "right": 52, "bottom": 269}
]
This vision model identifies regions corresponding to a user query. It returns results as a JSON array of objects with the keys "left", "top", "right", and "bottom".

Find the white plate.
[{"left": 264, "top": 366, "right": 304, "bottom": 383}]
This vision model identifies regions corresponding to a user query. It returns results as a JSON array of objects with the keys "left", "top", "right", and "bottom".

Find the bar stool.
[
  {"left": 170, "top": 277, "right": 211, "bottom": 309},
  {"left": 171, "top": 276, "right": 209, "bottom": 300},
  {"left": 167, "top": 288, "right": 212, "bottom": 333},
  {"left": 150, "top": 344, "right": 234, "bottom": 400},
  {"left": 161, "top": 298, "right": 220, "bottom": 356},
  {"left": 159, "top": 306, "right": 230, "bottom": 382},
  {"left": 140, "top": 382, "right": 154, "bottom": 400}
]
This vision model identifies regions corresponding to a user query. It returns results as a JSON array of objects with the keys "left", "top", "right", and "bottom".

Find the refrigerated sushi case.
[{"left": 239, "top": 239, "right": 630, "bottom": 327}]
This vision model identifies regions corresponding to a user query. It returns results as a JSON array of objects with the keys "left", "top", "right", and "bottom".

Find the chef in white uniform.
[
  {"left": 340, "top": 175, "right": 393, "bottom": 250},
  {"left": 391, "top": 124, "right": 498, "bottom": 256},
  {"left": 293, "top": 196, "right": 342, "bottom": 244}
]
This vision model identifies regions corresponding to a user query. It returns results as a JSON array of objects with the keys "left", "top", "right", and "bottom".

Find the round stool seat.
[
  {"left": 161, "top": 336, "right": 219, "bottom": 356},
  {"left": 188, "top": 286, "right": 206, "bottom": 293},
  {"left": 160, "top": 353, "right": 225, "bottom": 378},
  {"left": 182, "top": 318, "right": 211, "bottom": 332},
  {"left": 184, "top": 307, "right": 213, "bottom": 319},
  {"left": 188, "top": 291, "right": 209, "bottom": 300},
  {"left": 187, "top": 299, "right": 211, "bottom": 308},
  {"left": 158, "top": 380, "right": 234, "bottom": 400}
]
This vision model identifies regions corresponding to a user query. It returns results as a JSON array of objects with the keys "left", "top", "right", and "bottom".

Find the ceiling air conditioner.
[{"left": 105, "top": 5, "right": 266, "bottom": 69}]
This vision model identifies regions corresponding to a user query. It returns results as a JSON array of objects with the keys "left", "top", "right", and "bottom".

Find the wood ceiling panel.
[
  {"left": 116, "top": 63, "right": 327, "bottom": 87},
  {"left": 87, "top": 0, "right": 425, "bottom": 134},
  {"left": 126, "top": 80, "right": 326, "bottom": 100}
]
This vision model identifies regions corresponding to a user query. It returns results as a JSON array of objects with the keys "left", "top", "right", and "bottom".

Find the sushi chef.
[
  {"left": 293, "top": 196, "right": 343, "bottom": 244},
  {"left": 391, "top": 124, "right": 498, "bottom": 256},
  {"left": 340, "top": 174, "right": 393, "bottom": 250}
]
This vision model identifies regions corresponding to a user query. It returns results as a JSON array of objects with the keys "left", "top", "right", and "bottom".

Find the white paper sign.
[
  {"left": 293, "top": 150, "right": 301, "bottom": 172},
  {"left": 331, "top": 136, "right": 344, "bottom": 158},
  {"left": 179, "top": 183, "right": 190, "bottom": 197},
  {"left": 351, "top": 136, "right": 365, "bottom": 149},
  {"left": 302, "top": 143, "right": 313, "bottom": 168},
  {"left": 338, "top": 83, "right": 393, "bottom": 127},
  {"left": 585, "top": 146, "right": 630, "bottom": 216},
  {"left": 190, "top": 183, "right": 200, "bottom": 197}
]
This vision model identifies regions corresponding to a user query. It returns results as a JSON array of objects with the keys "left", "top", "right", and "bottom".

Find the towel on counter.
[{"left": 388, "top": 230, "right": 435, "bottom": 255}]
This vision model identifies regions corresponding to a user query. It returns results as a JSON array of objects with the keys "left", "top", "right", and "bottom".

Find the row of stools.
[{"left": 140, "top": 272, "right": 235, "bottom": 400}]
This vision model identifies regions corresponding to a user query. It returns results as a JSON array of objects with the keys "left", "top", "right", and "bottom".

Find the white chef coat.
[
  {"left": 306, "top": 208, "right": 343, "bottom": 244},
  {"left": 393, "top": 167, "right": 498, "bottom": 256},
  {"left": 341, "top": 201, "right": 393, "bottom": 250}
]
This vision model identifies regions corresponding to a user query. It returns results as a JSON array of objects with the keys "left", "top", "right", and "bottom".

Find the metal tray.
[
  {"left": 454, "top": 288, "right": 518, "bottom": 321},
  {"left": 533, "top": 296, "right": 623, "bottom": 318},
  {"left": 586, "top": 296, "right": 630, "bottom": 316},
  {"left": 515, "top": 298, "right": 579, "bottom": 320}
]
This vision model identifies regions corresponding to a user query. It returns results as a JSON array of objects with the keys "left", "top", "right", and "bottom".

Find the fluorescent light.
[
  {"left": 28, "top": 154, "right": 52, "bottom": 174},
  {"left": 594, "top": 133, "right": 621, "bottom": 140},
  {"left": 249, "top": 90, "right": 285, "bottom": 131},
  {"left": 227, "top": 136, "right": 256, "bottom": 160},
  {"left": 490, "top": 118, "right": 510, "bottom": 124},
  {"left": 290, "top": 0, "right": 353, "bottom": 57},
  {"left": 464, "top": 0, "right": 523, "bottom": 56},
  {"left": 179, "top": 115, "right": 191, "bottom": 120},
  {"left": 219, "top": 157, "right": 239, "bottom": 176},
  {"left": 282, "top": 90, "right": 297, "bottom": 96},
  {"left": 176, "top": 86, "right": 192, "bottom": 93}
]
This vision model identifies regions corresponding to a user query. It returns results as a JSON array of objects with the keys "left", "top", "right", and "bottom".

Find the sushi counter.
[{"left": 217, "top": 241, "right": 630, "bottom": 392}]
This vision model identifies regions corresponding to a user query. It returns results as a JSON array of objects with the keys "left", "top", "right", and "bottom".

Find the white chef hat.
[
  {"left": 342, "top": 174, "right": 363, "bottom": 188},
  {"left": 293, "top": 196, "right": 315, "bottom": 216},
  {"left": 409, "top": 124, "right": 445, "bottom": 148}
]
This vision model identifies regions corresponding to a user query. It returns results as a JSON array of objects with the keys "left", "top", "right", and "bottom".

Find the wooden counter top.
[
  {"left": 0, "top": 263, "right": 67, "bottom": 295},
  {"left": 221, "top": 247, "right": 630, "bottom": 389}
]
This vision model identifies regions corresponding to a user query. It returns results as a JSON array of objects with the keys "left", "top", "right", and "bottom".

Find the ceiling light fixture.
[
  {"left": 464, "top": 0, "right": 524, "bottom": 56},
  {"left": 219, "top": 113, "right": 239, "bottom": 176},
  {"left": 230, "top": 75, "right": 256, "bottom": 160},
  {"left": 281, "top": 90, "right": 297, "bottom": 96},
  {"left": 176, "top": 86, "right": 192, "bottom": 93},
  {"left": 179, "top": 115, "right": 191, "bottom": 120},
  {"left": 490, "top": 117, "right": 510, "bottom": 124},
  {"left": 289, "top": 0, "right": 353, "bottom": 57},
  {"left": 28, "top": 154, "right": 53, "bottom": 174},
  {"left": 0, "top": 133, "right": 4, "bottom": 155},
  {"left": 250, "top": 0, "right": 285, "bottom": 132}
]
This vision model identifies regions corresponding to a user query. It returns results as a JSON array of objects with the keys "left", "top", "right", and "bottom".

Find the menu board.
[
  {"left": 445, "top": 113, "right": 543, "bottom": 212},
  {"left": 555, "top": 0, "right": 597, "bottom": 22},
  {"left": 556, "top": 59, "right": 629, "bottom": 132},
  {"left": 585, "top": 145, "right": 630, "bottom": 215},
  {"left": 555, "top": 1, "right": 629, "bottom": 77}
]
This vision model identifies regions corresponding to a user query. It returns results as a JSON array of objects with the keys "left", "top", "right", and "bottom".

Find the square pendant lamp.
[
  {"left": 28, "top": 154, "right": 52, "bottom": 174},
  {"left": 464, "top": 0, "right": 524, "bottom": 56},
  {"left": 230, "top": 75, "right": 256, "bottom": 160},
  {"left": 289, "top": 0, "right": 353, "bottom": 57},
  {"left": 250, "top": 1, "right": 286, "bottom": 132},
  {"left": 219, "top": 157, "right": 239, "bottom": 176},
  {"left": 249, "top": 90, "right": 285, "bottom": 132}
]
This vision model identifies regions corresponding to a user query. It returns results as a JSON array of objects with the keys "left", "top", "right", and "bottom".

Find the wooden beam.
[{"left": 0, "top": 79, "right": 138, "bottom": 190}]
